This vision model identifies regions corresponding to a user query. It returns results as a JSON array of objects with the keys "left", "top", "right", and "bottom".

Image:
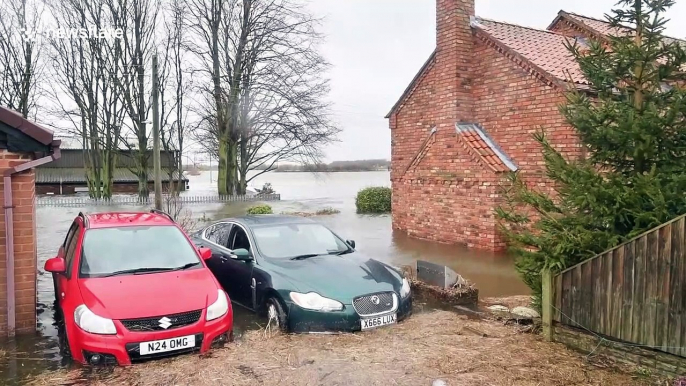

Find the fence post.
[{"left": 542, "top": 268, "right": 554, "bottom": 342}]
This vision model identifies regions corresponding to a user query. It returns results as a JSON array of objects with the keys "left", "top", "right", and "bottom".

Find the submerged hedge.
[
  {"left": 355, "top": 187, "right": 391, "bottom": 214},
  {"left": 247, "top": 204, "right": 273, "bottom": 215}
]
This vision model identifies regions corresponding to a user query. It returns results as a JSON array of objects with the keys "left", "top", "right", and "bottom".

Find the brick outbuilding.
[
  {"left": 386, "top": 1, "right": 683, "bottom": 251},
  {"left": 0, "top": 107, "right": 61, "bottom": 337}
]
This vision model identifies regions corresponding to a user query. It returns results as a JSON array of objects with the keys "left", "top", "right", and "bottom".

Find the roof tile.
[
  {"left": 473, "top": 18, "right": 586, "bottom": 85},
  {"left": 565, "top": 12, "right": 686, "bottom": 47},
  {"left": 455, "top": 123, "right": 518, "bottom": 173}
]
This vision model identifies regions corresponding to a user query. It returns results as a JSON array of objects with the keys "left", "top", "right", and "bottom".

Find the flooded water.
[{"left": 0, "top": 171, "right": 529, "bottom": 384}]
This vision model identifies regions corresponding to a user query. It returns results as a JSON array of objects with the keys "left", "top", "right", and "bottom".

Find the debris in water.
[
  {"left": 416, "top": 260, "right": 467, "bottom": 289},
  {"left": 486, "top": 305, "right": 509, "bottom": 313},
  {"left": 511, "top": 307, "right": 540, "bottom": 319}
]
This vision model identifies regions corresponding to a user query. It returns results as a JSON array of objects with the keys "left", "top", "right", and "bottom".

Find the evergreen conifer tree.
[{"left": 496, "top": 0, "right": 686, "bottom": 304}]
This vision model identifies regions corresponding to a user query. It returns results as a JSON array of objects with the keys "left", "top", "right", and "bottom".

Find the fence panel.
[
  {"left": 36, "top": 194, "right": 281, "bottom": 207},
  {"left": 552, "top": 214, "right": 686, "bottom": 357}
]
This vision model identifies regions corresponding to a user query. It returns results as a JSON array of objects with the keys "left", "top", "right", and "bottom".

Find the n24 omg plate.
[{"left": 140, "top": 334, "right": 196, "bottom": 355}]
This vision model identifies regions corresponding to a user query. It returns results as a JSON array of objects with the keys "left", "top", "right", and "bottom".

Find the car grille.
[
  {"left": 353, "top": 292, "right": 396, "bottom": 316},
  {"left": 120, "top": 310, "right": 202, "bottom": 332}
]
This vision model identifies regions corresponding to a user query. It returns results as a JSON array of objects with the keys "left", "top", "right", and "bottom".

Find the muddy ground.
[{"left": 26, "top": 309, "right": 664, "bottom": 386}]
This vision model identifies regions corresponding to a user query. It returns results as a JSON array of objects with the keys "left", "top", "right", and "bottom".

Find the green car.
[{"left": 190, "top": 215, "right": 412, "bottom": 333}]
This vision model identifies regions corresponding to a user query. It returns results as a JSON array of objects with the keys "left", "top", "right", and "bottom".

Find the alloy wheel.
[{"left": 267, "top": 303, "right": 280, "bottom": 328}]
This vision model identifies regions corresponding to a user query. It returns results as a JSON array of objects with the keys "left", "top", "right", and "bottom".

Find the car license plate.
[
  {"left": 139, "top": 335, "right": 195, "bottom": 355},
  {"left": 361, "top": 313, "right": 397, "bottom": 330}
]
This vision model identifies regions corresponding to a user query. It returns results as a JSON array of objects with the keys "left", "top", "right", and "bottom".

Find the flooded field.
[{"left": 0, "top": 171, "right": 529, "bottom": 384}]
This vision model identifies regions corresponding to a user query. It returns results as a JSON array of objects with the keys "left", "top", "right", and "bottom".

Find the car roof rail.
[
  {"left": 150, "top": 209, "right": 175, "bottom": 222},
  {"left": 77, "top": 211, "right": 89, "bottom": 228}
]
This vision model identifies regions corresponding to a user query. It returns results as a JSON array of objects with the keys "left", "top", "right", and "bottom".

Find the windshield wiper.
[
  {"left": 176, "top": 262, "right": 201, "bottom": 270},
  {"left": 333, "top": 249, "right": 353, "bottom": 256},
  {"left": 101, "top": 267, "right": 176, "bottom": 277},
  {"left": 290, "top": 253, "right": 322, "bottom": 261}
]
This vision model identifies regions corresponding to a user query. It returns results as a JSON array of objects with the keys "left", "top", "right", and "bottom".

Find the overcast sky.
[{"left": 307, "top": 0, "right": 686, "bottom": 163}]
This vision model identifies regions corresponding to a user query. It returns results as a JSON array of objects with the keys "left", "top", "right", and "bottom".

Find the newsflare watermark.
[{"left": 18, "top": 26, "right": 124, "bottom": 42}]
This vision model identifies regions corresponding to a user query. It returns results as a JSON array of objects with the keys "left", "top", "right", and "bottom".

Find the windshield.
[
  {"left": 252, "top": 223, "right": 349, "bottom": 259},
  {"left": 79, "top": 225, "right": 200, "bottom": 278}
]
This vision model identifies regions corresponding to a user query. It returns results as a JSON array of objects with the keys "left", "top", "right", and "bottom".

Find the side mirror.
[
  {"left": 45, "top": 257, "right": 66, "bottom": 274},
  {"left": 231, "top": 248, "right": 253, "bottom": 261},
  {"left": 198, "top": 247, "right": 212, "bottom": 261},
  {"left": 347, "top": 240, "right": 356, "bottom": 249}
]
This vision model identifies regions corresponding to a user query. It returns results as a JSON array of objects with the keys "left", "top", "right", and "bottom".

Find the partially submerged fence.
[
  {"left": 542, "top": 214, "right": 686, "bottom": 375},
  {"left": 36, "top": 194, "right": 281, "bottom": 207}
]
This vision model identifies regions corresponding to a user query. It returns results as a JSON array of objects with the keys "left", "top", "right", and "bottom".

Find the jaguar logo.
[
  {"left": 370, "top": 295, "right": 380, "bottom": 305},
  {"left": 158, "top": 317, "right": 172, "bottom": 329}
]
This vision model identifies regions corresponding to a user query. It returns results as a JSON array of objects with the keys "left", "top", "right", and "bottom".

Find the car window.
[
  {"left": 64, "top": 224, "right": 81, "bottom": 277},
  {"left": 204, "top": 223, "right": 232, "bottom": 248},
  {"left": 79, "top": 225, "right": 200, "bottom": 278},
  {"left": 63, "top": 222, "right": 78, "bottom": 248},
  {"left": 229, "top": 225, "right": 251, "bottom": 251},
  {"left": 252, "top": 223, "right": 348, "bottom": 259}
]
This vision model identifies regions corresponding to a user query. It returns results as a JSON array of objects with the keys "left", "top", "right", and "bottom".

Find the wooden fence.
[
  {"left": 36, "top": 194, "right": 281, "bottom": 207},
  {"left": 544, "top": 214, "right": 686, "bottom": 358}
]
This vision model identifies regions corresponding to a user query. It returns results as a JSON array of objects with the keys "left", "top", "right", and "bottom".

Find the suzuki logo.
[
  {"left": 370, "top": 295, "right": 380, "bottom": 305},
  {"left": 158, "top": 317, "right": 172, "bottom": 329}
]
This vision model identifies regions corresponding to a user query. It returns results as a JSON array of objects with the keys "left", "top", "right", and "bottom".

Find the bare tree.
[
  {"left": 186, "top": 0, "right": 240, "bottom": 195},
  {"left": 0, "top": 0, "right": 43, "bottom": 118},
  {"left": 188, "top": 0, "right": 338, "bottom": 195},
  {"left": 158, "top": 0, "right": 190, "bottom": 195},
  {"left": 115, "top": 0, "right": 159, "bottom": 199},
  {"left": 46, "top": 0, "right": 125, "bottom": 198}
]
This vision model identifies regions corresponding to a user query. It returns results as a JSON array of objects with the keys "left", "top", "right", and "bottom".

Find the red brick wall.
[
  {"left": 472, "top": 37, "right": 581, "bottom": 191},
  {"left": 390, "top": 1, "right": 581, "bottom": 251},
  {"left": 0, "top": 151, "right": 37, "bottom": 335}
]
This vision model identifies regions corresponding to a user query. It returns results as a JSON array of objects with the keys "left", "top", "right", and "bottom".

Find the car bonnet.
[{"left": 77, "top": 268, "right": 220, "bottom": 320}]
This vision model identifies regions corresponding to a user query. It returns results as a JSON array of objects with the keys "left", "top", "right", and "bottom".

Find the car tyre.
[
  {"left": 57, "top": 318, "right": 72, "bottom": 361},
  {"left": 52, "top": 275, "right": 63, "bottom": 321},
  {"left": 266, "top": 297, "right": 288, "bottom": 333}
]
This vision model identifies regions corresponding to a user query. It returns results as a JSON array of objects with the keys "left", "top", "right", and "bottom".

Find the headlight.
[
  {"left": 289, "top": 292, "right": 343, "bottom": 312},
  {"left": 400, "top": 278, "right": 411, "bottom": 298},
  {"left": 207, "top": 290, "right": 229, "bottom": 321},
  {"left": 74, "top": 305, "right": 117, "bottom": 335}
]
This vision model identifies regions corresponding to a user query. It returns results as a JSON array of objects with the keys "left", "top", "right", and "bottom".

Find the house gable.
[
  {"left": 547, "top": 11, "right": 611, "bottom": 42},
  {"left": 385, "top": 51, "right": 436, "bottom": 119}
]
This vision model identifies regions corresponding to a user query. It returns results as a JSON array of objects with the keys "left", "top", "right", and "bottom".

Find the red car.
[{"left": 44, "top": 210, "right": 233, "bottom": 366}]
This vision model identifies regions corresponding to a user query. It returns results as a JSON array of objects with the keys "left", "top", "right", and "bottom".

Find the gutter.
[{"left": 4, "top": 140, "right": 61, "bottom": 337}]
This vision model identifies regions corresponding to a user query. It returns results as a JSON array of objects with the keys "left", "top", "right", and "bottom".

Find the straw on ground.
[{"left": 27, "top": 310, "right": 660, "bottom": 386}]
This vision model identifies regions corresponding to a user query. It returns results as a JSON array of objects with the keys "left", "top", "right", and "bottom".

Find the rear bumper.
[
  {"left": 68, "top": 309, "right": 233, "bottom": 366},
  {"left": 286, "top": 295, "right": 412, "bottom": 333}
]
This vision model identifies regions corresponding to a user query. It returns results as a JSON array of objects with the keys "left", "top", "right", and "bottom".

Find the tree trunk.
[
  {"left": 238, "top": 131, "right": 248, "bottom": 195},
  {"left": 217, "top": 136, "right": 229, "bottom": 195},
  {"left": 137, "top": 133, "right": 149, "bottom": 199},
  {"left": 227, "top": 140, "right": 238, "bottom": 195}
]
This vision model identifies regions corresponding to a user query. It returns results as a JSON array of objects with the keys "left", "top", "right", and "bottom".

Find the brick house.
[
  {"left": 386, "top": 1, "right": 684, "bottom": 251},
  {"left": 0, "top": 106, "right": 61, "bottom": 337}
]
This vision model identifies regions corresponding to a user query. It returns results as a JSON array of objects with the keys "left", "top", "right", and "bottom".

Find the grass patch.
[
  {"left": 247, "top": 204, "right": 273, "bottom": 215},
  {"left": 281, "top": 207, "right": 341, "bottom": 217},
  {"left": 355, "top": 187, "right": 391, "bottom": 214}
]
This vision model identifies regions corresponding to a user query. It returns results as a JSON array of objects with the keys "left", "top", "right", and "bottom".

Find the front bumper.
[
  {"left": 68, "top": 308, "right": 233, "bottom": 366},
  {"left": 286, "top": 294, "right": 412, "bottom": 333}
]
